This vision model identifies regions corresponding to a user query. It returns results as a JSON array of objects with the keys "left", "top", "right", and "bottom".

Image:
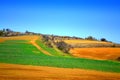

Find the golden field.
[
  {"left": 70, "top": 48, "right": 120, "bottom": 60},
  {"left": 0, "top": 35, "right": 39, "bottom": 41},
  {"left": 0, "top": 63, "right": 120, "bottom": 80},
  {"left": 64, "top": 40, "right": 108, "bottom": 44}
]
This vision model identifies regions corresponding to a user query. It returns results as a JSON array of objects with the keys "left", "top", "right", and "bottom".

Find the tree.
[
  {"left": 0, "top": 30, "right": 3, "bottom": 36},
  {"left": 85, "top": 36, "right": 97, "bottom": 41},
  {"left": 101, "top": 38, "right": 107, "bottom": 42}
]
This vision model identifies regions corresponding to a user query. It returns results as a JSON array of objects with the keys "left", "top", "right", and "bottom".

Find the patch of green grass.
[
  {"left": 36, "top": 40, "right": 70, "bottom": 57},
  {"left": 0, "top": 40, "right": 120, "bottom": 73},
  {"left": 3, "top": 40, "right": 29, "bottom": 43}
]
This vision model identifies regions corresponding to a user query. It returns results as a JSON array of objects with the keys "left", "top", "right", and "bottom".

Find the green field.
[
  {"left": 36, "top": 40, "right": 71, "bottom": 57},
  {"left": 0, "top": 40, "right": 120, "bottom": 73}
]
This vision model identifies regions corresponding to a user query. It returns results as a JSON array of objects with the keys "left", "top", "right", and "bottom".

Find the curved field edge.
[{"left": 0, "top": 39, "right": 120, "bottom": 73}]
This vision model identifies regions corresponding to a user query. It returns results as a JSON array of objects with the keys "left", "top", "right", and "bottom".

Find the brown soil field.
[
  {"left": 0, "top": 63, "right": 120, "bottom": 80},
  {"left": 0, "top": 39, "right": 5, "bottom": 43},
  {"left": 70, "top": 48, "right": 120, "bottom": 60}
]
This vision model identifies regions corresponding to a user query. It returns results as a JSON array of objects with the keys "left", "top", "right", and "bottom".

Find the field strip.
[
  {"left": 30, "top": 37, "right": 52, "bottom": 56},
  {"left": 0, "top": 63, "right": 120, "bottom": 80},
  {"left": 0, "top": 36, "right": 52, "bottom": 56},
  {"left": 0, "top": 39, "right": 5, "bottom": 43},
  {"left": 70, "top": 48, "right": 120, "bottom": 60}
]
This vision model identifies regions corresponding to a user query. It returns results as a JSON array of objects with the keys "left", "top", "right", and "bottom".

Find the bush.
[
  {"left": 101, "top": 38, "right": 107, "bottom": 42},
  {"left": 0, "top": 30, "right": 3, "bottom": 36},
  {"left": 55, "top": 41, "right": 71, "bottom": 53},
  {"left": 44, "top": 41, "right": 53, "bottom": 48},
  {"left": 116, "top": 57, "right": 120, "bottom": 61},
  {"left": 85, "top": 36, "right": 97, "bottom": 41}
]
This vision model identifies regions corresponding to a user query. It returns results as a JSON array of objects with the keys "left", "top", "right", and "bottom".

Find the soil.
[
  {"left": 70, "top": 48, "right": 120, "bottom": 60},
  {"left": 0, "top": 63, "right": 120, "bottom": 80}
]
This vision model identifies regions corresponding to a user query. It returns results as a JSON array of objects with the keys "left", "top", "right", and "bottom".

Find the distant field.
[
  {"left": 70, "top": 48, "right": 120, "bottom": 60},
  {"left": 64, "top": 40, "right": 114, "bottom": 48},
  {"left": 64, "top": 40, "right": 108, "bottom": 44},
  {"left": 0, "top": 35, "right": 39, "bottom": 41},
  {"left": 0, "top": 37, "right": 120, "bottom": 72}
]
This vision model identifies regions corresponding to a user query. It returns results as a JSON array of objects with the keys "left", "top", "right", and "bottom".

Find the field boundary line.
[{"left": 30, "top": 36, "right": 52, "bottom": 56}]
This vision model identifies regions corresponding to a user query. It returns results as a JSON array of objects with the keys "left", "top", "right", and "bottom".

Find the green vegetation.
[
  {"left": 36, "top": 40, "right": 70, "bottom": 57},
  {"left": 0, "top": 40, "right": 120, "bottom": 73}
]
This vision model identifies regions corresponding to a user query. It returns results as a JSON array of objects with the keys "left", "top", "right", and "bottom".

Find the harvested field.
[
  {"left": 70, "top": 48, "right": 120, "bottom": 60},
  {"left": 64, "top": 40, "right": 107, "bottom": 44},
  {"left": 0, "top": 63, "right": 120, "bottom": 80},
  {"left": 64, "top": 40, "right": 114, "bottom": 48},
  {"left": 0, "top": 39, "right": 5, "bottom": 43},
  {"left": 0, "top": 35, "right": 39, "bottom": 41}
]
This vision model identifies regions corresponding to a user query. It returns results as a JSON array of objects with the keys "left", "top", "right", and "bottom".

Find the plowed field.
[
  {"left": 70, "top": 48, "right": 120, "bottom": 60},
  {"left": 0, "top": 63, "right": 120, "bottom": 80}
]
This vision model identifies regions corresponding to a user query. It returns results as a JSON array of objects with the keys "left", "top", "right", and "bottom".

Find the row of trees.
[
  {"left": 0, "top": 28, "right": 37, "bottom": 37},
  {"left": 0, "top": 28, "right": 18, "bottom": 36}
]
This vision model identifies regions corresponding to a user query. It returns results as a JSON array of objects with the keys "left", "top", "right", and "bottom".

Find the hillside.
[{"left": 0, "top": 35, "right": 120, "bottom": 80}]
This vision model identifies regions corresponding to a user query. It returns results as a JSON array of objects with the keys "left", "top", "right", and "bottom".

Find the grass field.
[
  {"left": 0, "top": 37, "right": 120, "bottom": 73},
  {"left": 70, "top": 48, "right": 120, "bottom": 60}
]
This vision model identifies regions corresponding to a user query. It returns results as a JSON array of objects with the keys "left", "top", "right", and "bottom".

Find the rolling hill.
[{"left": 0, "top": 35, "right": 120, "bottom": 80}]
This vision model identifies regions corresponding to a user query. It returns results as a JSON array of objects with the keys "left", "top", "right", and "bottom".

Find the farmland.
[
  {"left": 64, "top": 39, "right": 115, "bottom": 48},
  {"left": 70, "top": 48, "right": 120, "bottom": 60},
  {"left": 0, "top": 63, "right": 120, "bottom": 80},
  {"left": 64, "top": 39, "right": 120, "bottom": 60},
  {"left": 0, "top": 35, "right": 120, "bottom": 80}
]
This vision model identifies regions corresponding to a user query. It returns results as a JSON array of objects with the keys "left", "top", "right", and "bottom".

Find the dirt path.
[
  {"left": 30, "top": 36, "right": 52, "bottom": 56},
  {"left": 0, "top": 63, "right": 120, "bottom": 80}
]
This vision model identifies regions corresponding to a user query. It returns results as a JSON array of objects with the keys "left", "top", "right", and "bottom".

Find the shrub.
[
  {"left": 55, "top": 41, "right": 71, "bottom": 53},
  {"left": 85, "top": 36, "right": 97, "bottom": 41},
  {"left": 101, "top": 38, "right": 107, "bottom": 42},
  {"left": 116, "top": 57, "right": 120, "bottom": 61}
]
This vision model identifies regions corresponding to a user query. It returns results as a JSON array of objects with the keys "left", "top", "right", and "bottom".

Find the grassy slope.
[
  {"left": 36, "top": 40, "right": 71, "bottom": 57},
  {"left": 0, "top": 40, "right": 120, "bottom": 73}
]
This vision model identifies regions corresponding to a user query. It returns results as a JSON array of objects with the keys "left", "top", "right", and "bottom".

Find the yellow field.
[
  {"left": 0, "top": 35, "right": 39, "bottom": 41},
  {"left": 0, "top": 38, "right": 5, "bottom": 43},
  {"left": 64, "top": 40, "right": 108, "bottom": 44},
  {"left": 0, "top": 63, "right": 120, "bottom": 80},
  {"left": 70, "top": 48, "right": 120, "bottom": 60}
]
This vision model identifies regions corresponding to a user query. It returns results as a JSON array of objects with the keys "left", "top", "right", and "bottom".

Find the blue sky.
[{"left": 0, "top": 0, "right": 120, "bottom": 43}]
